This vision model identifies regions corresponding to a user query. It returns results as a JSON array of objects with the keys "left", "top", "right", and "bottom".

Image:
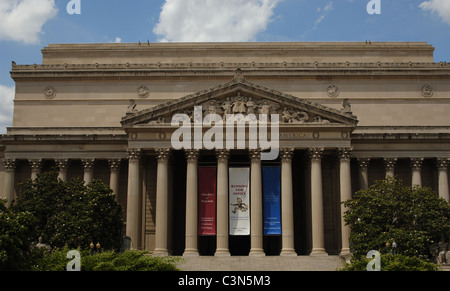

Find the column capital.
[
  {"left": 185, "top": 149, "right": 200, "bottom": 162},
  {"left": 337, "top": 147, "right": 353, "bottom": 161},
  {"left": 127, "top": 148, "right": 142, "bottom": 162},
  {"left": 357, "top": 158, "right": 371, "bottom": 170},
  {"left": 436, "top": 158, "right": 449, "bottom": 170},
  {"left": 249, "top": 149, "right": 261, "bottom": 161},
  {"left": 280, "top": 148, "right": 294, "bottom": 161},
  {"left": 155, "top": 148, "right": 171, "bottom": 162},
  {"left": 410, "top": 158, "right": 424, "bottom": 170},
  {"left": 29, "top": 159, "right": 42, "bottom": 171},
  {"left": 108, "top": 159, "right": 122, "bottom": 171},
  {"left": 216, "top": 149, "right": 230, "bottom": 162},
  {"left": 81, "top": 159, "right": 95, "bottom": 170},
  {"left": 55, "top": 159, "right": 69, "bottom": 170},
  {"left": 3, "top": 159, "right": 16, "bottom": 171},
  {"left": 384, "top": 158, "right": 397, "bottom": 171},
  {"left": 308, "top": 147, "right": 324, "bottom": 161}
]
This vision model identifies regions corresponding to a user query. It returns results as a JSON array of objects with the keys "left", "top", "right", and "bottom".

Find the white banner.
[{"left": 229, "top": 167, "right": 251, "bottom": 236}]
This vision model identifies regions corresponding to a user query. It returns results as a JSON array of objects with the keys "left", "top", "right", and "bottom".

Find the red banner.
[{"left": 198, "top": 167, "right": 217, "bottom": 236}]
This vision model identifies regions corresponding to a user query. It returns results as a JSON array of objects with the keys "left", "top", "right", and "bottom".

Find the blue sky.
[{"left": 0, "top": 0, "right": 450, "bottom": 133}]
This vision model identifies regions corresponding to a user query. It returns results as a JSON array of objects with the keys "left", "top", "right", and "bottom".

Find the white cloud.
[
  {"left": 0, "top": 0, "right": 58, "bottom": 44},
  {"left": 153, "top": 0, "right": 282, "bottom": 42},
  {"left": 314, "top": 1, "right": 333, "bottom": 27},
  {"left": 0, "top": 85, "right": 14, "bottom": 134},
  {"left": 420, "top": 0, "right": 450, "bottom": 25}
]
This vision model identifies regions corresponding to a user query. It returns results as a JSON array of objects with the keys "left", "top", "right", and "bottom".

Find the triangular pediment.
[{"left": 121, "top": 70, "right": 358, "bottom": 128}]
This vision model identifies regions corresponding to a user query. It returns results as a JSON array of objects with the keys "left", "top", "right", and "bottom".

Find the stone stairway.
[{"left": 176, "top": 256, "right": 345, "bottom": 271}]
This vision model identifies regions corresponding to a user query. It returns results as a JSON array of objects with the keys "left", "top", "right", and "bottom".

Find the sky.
[{"left": 0, "top": 0, "right": 449, "bottom": 134}]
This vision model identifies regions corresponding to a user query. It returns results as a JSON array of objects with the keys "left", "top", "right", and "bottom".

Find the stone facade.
[{"left": 1, "top": 42, "right": 449, "bottom": 256}]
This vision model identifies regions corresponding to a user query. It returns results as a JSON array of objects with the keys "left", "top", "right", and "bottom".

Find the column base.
[
  {"left": 310, "top": 248, "right": 328, "bottom": 256},
  {"left": 280, "top": 249, "right": 297, "bottom": 256},
  {"left": 249, "top": 249, "right": 265, "bottom": 257},
  {"left": 153, "top": 249, "right": 169, "bottom": 257},
  {"left": 183, "top": 249, "right": 200, "bottom": 257},
  {"left": 214, "top": 249, "right": 231, "bottom": 257}
]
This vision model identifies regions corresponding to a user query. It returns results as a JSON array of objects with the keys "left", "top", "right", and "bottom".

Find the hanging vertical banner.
[
  {"left": 198, "top": 167, "right": 217, "bottom": 236},
  {"left": 262, "top": 167, "right": 281, "bottom": 235},
  {"left": 229, "top": 167, "right": 251, "bottom": 236}
]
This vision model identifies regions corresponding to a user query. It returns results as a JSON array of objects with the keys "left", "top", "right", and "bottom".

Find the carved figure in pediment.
[
  {"left": 246, "top": 97, "right": 256, "bottom": 114},
  {"left": 282, "top": 108, "right": 292, "bottom": 123},
  {"left": 259, "top": 101, "right": 272, "bottom": 115},
  {"left": 341, "top": 98, "right": 352, "bottom": 114},
  {"left": 232, "top": 93, "right": 247, "bottom": 114},
  {"left": 222, "top": 97, "right": 232, "bottom": 115},
  {"left": 291, "top": 111, "right": 309, "bottom": 123}
]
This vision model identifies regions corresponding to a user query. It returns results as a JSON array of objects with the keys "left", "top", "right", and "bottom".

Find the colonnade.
[{"left": 2, "top": 152, "right": 449, "bottom": 256}]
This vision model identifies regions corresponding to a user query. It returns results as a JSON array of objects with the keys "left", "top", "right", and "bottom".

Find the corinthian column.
[
  {"left": 126, "top": 149, "right": 142, "bottom": 250},
  {"left": 437, "top": 158, "right": 449, "bottom": 203},
  {"left": 154, "top": 149, "right": 171, "bottom": 256},
  {"left": 108, "top": 159, "right": 121, "bottom": 200},
  {"left": 249, "top": 149, "right": 265, "bottom": 257},
  {"left": 338, "top": 148, "right": 352, "bottom": 258},
  {"left": 384, "top": 158, "right": 397, "bottom": 179},
  {"left": 308, "top": 147, "right": 327, "bottom": 256},
  {"left": 183, "top": 149, "right": 200, "bottom": 257},
  {"left": 55, "top": 159, "right": 69, "bottom": 182},
  {"left": 3, "top": 159, "right": 15, "bottom": 207},
  {"left": 280, "top": 148, "right": 296, "bottom": 256},
  {"left": 215, "top": 149, "right": 230, "bottom": 257},
  {"left": 29, "top": 159, "right": 42, "bottom": 181},
  {"left": 410, "top": 158, "right": 424, "bottom": 187},
  {"left": 357, "top": 158, "right": 370, "bottom": 190},
  {"left": 81, "top": 159, "right": 95, "bottom": 184}
]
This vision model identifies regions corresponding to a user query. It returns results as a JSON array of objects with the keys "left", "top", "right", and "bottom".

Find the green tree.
[
  {"left": 0, "top": 199, "right": 37, "bottom": 271},
  {"left": 343, "top": 177, "right": 450, "bottom": 259},
  {"left": 12, "top": 171, "right": 124, "bottom": 251}
]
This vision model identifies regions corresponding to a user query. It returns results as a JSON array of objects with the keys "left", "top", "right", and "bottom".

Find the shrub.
[
  {"left": 343, "top": 177, "right": 450, "bottom": 259},
  {"left": 341, "top": 254, "right": 439, "bottom": 271},
  {"left": 12, "top": 171, "right": 124, "bottom": 251},
  {"left": 32, "top": 248, "right": 181, "bottom": 271}
]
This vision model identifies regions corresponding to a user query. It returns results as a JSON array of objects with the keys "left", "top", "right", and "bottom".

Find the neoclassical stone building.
[{"left": 0, "top": 42, "right": 449, "bottom": 257}]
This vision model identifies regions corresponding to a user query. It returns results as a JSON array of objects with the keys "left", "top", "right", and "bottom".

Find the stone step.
[{"left": 176, "top": 256, "right": 345, "bottom": 271}]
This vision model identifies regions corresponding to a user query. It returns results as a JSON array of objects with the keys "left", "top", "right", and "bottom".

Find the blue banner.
[{"left": 262, "top": 167, "right": 281, "bottom": 235}]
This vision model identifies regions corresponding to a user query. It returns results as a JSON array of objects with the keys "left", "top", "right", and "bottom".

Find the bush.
[
  {"left": 0, "top": 199, "right": 37, "bottom": 271},
  {"left": 343, "top": 178, "right": 450, "bottom": 259},
  {"left": 12, "top": 171, "right": 124, "bottom": 250},
  {"left": 32, "top": 248, "right": 181, "bottom": 271},
  {"left": 341, "top": 254, "right": 439, "bottom": 271}
]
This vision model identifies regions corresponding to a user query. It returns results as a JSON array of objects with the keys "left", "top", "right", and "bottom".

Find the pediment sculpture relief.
[{"left": 144, "top": 91, "right": 335, "bottom": 125}]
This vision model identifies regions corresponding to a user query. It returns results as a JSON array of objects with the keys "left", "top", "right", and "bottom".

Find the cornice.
[{"left": 10, "top": 62, "right": 450, "bottom": 81}]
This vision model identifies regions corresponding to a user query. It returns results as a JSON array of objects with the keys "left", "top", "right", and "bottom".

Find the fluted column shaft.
[
  {"left": 280, "top": 149, "right": 296, "bottom": 256},
  {"left": 410, "top": 158, "right": 424, "bottom": 187},
  {"left": 437, "top": 158, "right": 449, "bottom": 203},
  {"left": 183, "top": 150, "right": 200, "bottom": 257},
  {"left": 126, "top": 149, "right": 142, "bottom": 250},
  {"left": 249, "top": 149, "right": 264, "bottom": 256},
  {"left": 338, "top": 148, "right": 352, "bottom": 257},
  {"left": 154, "top": 149, "right": 171, "bottom": 256},
  {"left": 3, "top": 159, "right": 16, "bottom": 207},
  {"left": 309, "top": 148, "right": 327, "bottom": 256},
  {"left": 215, "top": 149, "right": 230, "bottom": 256}
]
